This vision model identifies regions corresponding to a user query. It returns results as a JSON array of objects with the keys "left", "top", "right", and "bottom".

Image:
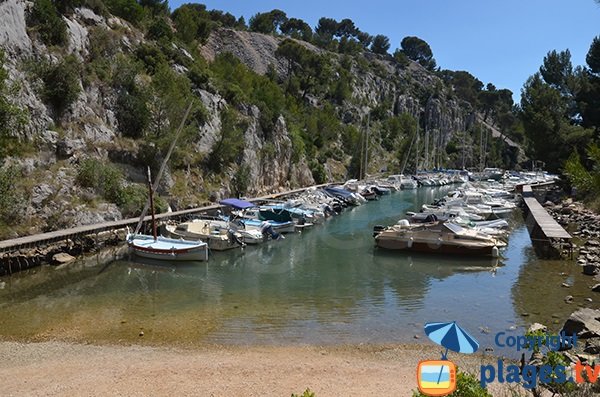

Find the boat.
[
  {"left": 126, "top": 233, "right": 209, "bottom": 261},
  {"left": 219, "top": 198, "right": 291, "bottom": 236},
  {"left": 373, "top": 220, "right": 505, "bottom": 257},
  {"left": 126, "top": 105, "right": 209, "bottom": 262},
  {"left": 163, "top": 219, "right": 243, "bottom": 251}
]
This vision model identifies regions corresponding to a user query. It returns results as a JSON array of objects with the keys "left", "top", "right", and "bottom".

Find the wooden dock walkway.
[
  {"left": 0, "top": 183, "right": 332, "bottom": 255},
  {"left": 521, "top": 185, "right": 571, "bottom": 258}
]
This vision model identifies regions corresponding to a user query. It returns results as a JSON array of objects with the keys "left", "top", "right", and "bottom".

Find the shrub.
[
  {"left": 76, "top": 158, "right": 123, "bottom": 203},
  {"left": 291, "top": 389, "right": 315, "bottom": 397},
  {"left": 231, "top": 165, "right": 250, "bottom": 197},
  {"left": 206, "top": 108, "right": 246, "bottom": 171},
  {"left": 39, "top": 56, "right": 81, "bottom": 118},
  {"left": 309, "top": 160, "right": 327, "bottom": 184},
  {"left": 105, "top": 0, "right": 145, "bottom": 25},
  {"left": 115, "top": 89, "right": 150, "bottom": 138},
  {"left": 147, "top": 17, "right": 173, "bottom": 41},
  {"left": 0, "top": 166, "right": 24, "bottom": 225},
  {"left": 27, "top": 0, "right": 68, "bottom": 46}
]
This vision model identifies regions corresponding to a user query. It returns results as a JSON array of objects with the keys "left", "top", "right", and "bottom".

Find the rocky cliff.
[{"left": 0, "top": 1, "right": 518, "bottom": 238}]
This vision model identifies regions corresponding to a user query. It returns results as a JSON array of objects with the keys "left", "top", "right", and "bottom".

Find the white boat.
[
  {"left": 127, "top": 233, "right": 208, "bottom": 261},
  {"left": 164, "top": 220, "right": 243, "bottom": 251}
]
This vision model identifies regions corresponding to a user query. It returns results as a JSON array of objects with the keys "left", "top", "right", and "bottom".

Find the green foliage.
[
  {"left": 309, "top": 160, "right": 327, "bottom": 184},
  {"left": 172, "top": 4, "right": 214, "bottom": 44},
  {"left": 147, "top": 16, "right": 173, "bottom": 41},
  {"left": 76, "top": 158, "right": 167, "bottom": 216},
  {"left": 206, "top": 107, "right": 246, "bottom": 171},
  {"left": 231, "top": 164, "right": 250, "bottom": 197},
  {"left": 116, "top": 86, "right": 150, "bottom": 138},
  {"left": 249, "top": 9, "right": 287, "bottom": 34},
  {"left": 39, "top": 56, "right": 81, "bottom": 118},
  {"left": 291, "top": 389, "right": 315, "bottom": 397},
  {"left": 371, "top": 34, "right": 390, "bottom": 55},
  {"left": 586, "top": 36, "right": 600, "bottom": 74},
  {"left": 564, "top": 149, "right": 595, "bottom": 195},
  {"left": 0, "top": 166, "right": 24, "bottom": 225},
  {"left": 401, "top": 36, "right": 436, "bottom": 70},
  {"left": 0, "top": 51, "right": 28, "bottom": 160},
  {"left": 105, "top": 0, "right": 145, "bottom": 25},
  {"left": 27, "top": 0, "right": 68, "bottom": 46},
  {"left": 280, "top": 18, "right": 312, "bottom": 41},
  {"left": 440, "top": 70, "right": 483, "bottom": 106},
  {"left": 413, "top": 370, "right": 492, "bottom": 397},
  {"left": 77, "top": 158, "right": 123, "bottom": 203}
]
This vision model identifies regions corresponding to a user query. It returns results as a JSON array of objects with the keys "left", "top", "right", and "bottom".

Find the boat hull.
[
  {"left": 375, "top": 237, "right": 498, "bottom": 257},
  {"left": 127, "top": 235, "right": 209, "bottom": 261}
]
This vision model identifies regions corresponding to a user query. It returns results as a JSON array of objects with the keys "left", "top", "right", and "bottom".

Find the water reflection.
[{"left": 0, "top": 187, "right": 529, "bottom": 347}]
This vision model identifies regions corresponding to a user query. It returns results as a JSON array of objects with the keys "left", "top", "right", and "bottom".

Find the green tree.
[
  {"left": 27, "top": 0, "right": 68, "bottom": 46},
  {"left": 521, "top": 73, "right": 592, "bottom": 171},
  {"left": 540, "top": 49, "right": 573, "bottom": 91},
  {"left": 0, "top": 50, "right": 27, "bottom": 160},
  {"left": 105, "top": 0, "right": 145, "bottom": 25},
  {"left": 249, "top": 9, "right": 287, "bottom": 34},
  {"left": 371, "top": 34, "right": 390, "bottom": 55},
  {"left": 147, "top": 16, "right": 173, "bottom": 41},
  {"left": 280, "top": 18, "right": 313, "bottom": 41},
  {"left": 40, "top": 56, "right": 81, "bottom": 118},
  {"left": 401, "top": 36, "right": 436, "bottom": 69},
  {"left": 586, "top": 36, "right": 600, "bottom": 74},
  {"left": 172, "top": 4, "right": 213, "bottom": 44}
]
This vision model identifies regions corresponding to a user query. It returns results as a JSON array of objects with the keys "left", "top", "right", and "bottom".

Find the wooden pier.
[
  {"left": 521, "top": 185, "right": 572, "bottom": 258},
  {"left": 0, "top": 183, "right": 332, "bottom": 273}
]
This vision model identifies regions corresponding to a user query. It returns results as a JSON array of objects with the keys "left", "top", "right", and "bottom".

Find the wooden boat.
[
  {"left": 127, "top": 233, "right": 208, "bottom": 261},
  {"left": 126, "top": 105, "right": 209, "bottom": 262},
  {"left": 163, "top": 220, "right": 242, "bottom": 251},
  {"left": 373, "top": 221, "right": 505, "bottom": 258}
]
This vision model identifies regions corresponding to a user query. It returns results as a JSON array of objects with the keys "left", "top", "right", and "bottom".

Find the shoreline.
[{"left": 0, "top": 340, "right": 520, "bottom": 396}]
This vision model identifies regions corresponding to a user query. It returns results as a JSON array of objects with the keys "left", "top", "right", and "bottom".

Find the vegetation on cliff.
[{"left": 0, "top": 0, "right": 529, "bottom": 237}]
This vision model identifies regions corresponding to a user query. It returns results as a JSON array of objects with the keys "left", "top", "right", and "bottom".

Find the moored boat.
[{"left": 373, "top": 221, "right": 505, "bottom": 257}]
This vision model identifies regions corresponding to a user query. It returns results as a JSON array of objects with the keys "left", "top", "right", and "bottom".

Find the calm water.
[{"left": 0, "top": 187, "right": 596, "bottom": 354}]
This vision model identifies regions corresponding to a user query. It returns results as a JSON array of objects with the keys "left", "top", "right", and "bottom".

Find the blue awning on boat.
[{"left": 219, "top": 198, "right": 255, "bottom": 210}]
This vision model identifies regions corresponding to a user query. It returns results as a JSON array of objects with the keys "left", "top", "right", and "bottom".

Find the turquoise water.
[{"left": 0, "top": 187, "right": 594, "bottom": 354}]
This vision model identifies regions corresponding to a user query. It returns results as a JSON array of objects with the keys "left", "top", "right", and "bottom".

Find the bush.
[
  {"left": 309, "top": 160, "right": 327, "bottom": 184},
  {"left": 76, "top": 158, "right": 123, "bottom": 203},
  {"left": 105, "top": 0, "right": 145, "bottom": 25},
  {"left": 206, "top": 108, "right": 246, "bottom": 171},
  {"left": 27, "top": 0, "right": 68, "bottom": 46},
  {"left": 39, "top": 56, "right": 81, "bottom": 118},
  {"left": 291, "top": 389, "right": 315, "bottom": 397},
  {"left": 115, "top": 89, "right": 150, "bottom": 138},
  {"left": 0, "top": 166, "right": 24, "bottom": 225},
  {"left": 147, "top": 17, "right": 173, "bottom": 41}
]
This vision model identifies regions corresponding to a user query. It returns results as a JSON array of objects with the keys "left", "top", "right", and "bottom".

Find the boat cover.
[{"left": 220, "top": 198, "right": 256, "bottom": 210}]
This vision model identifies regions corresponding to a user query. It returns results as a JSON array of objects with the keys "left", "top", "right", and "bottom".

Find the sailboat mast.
[
  {"left": 364, "top": 113, "right": 370, "bottom": 178},
  {"left": 147, "top": 167, "right": 157, "bottom": 240}
]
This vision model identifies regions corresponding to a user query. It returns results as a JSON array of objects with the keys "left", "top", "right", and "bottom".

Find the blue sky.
[{"left": 169, "top": 0, "right": 600, "bottom": 104}]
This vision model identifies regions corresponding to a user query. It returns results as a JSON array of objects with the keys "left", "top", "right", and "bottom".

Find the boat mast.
[
  {"left": 147, "top": 167, "right": 157, "bottom": 240},
  {"left": 415, "top": 123, "right": 420, "bottom": 173},
  {"left": 133, "top": 102, "right": 193, "bottom": 236},
  {"left": 424, "top": 125, "right": 429, "bottom": 171},
  {"left": 364, "top": 112, "right": 370, "bottom": 178}
]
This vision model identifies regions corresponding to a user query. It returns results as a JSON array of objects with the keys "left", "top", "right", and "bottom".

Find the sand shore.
[{"left": 0, "top": 341, "right": 529, "bottom": 396}]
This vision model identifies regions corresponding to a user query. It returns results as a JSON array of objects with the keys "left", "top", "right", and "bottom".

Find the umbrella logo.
[{"left": 417, "top": 321, "right": 479, "bottom": 396}]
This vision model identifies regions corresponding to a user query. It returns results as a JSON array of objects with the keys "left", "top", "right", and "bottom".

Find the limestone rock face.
[{"left": 0, "top": 0, "right": 32, "bottom": 56}]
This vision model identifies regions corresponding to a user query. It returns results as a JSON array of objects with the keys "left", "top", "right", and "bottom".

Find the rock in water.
[
  {"left": 528, "top": 323, "right": 548, "bottom": 333},
  {"left": 561, "top": 308, "right": 600, "bottom": 338},
  {"left": 583, "top": 264, "right": 599, "bottom": 276},
  {"left": 52, "top": 252, "right": 75, "bottom": 265}
]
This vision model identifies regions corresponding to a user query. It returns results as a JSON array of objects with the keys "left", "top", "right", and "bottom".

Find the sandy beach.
[{"left": 0, "top": 341, "right": 527, "bottom": 397}]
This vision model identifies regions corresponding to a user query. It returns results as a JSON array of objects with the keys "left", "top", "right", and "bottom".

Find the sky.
[{"left": 169, "top": 0, "right": 600, "bottom": 104}]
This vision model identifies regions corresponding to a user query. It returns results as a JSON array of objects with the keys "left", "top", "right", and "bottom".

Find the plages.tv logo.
[{"left": 417, "top": 321, "right": 479, "bottom": 396}]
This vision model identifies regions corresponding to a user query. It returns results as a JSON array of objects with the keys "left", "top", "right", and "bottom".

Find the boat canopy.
[{"left": 220, "top": 198, "right": 255, "bottom": 210}]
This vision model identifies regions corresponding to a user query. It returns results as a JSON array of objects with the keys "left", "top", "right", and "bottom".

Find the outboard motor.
[
  {"left": 373, "top": 225, "right": 386, "bottom": 237},
  {"left": 260, "top": 222, "right": 283, "bottom": 240},
  {"left": 425, "top": 214, "right": 438, "bottom": 223},
  {"left": 227, "top": 229, "right": 245, "bottom": 247}
]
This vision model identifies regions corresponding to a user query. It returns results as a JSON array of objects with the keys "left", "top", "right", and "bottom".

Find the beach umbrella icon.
[{"left": 424, "top": 321, "right": 479, "bottom": 359}]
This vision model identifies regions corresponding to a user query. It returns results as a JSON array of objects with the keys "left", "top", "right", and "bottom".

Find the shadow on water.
[{"left": 0, "top": 186, "right": 561, "bottom": 349}]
